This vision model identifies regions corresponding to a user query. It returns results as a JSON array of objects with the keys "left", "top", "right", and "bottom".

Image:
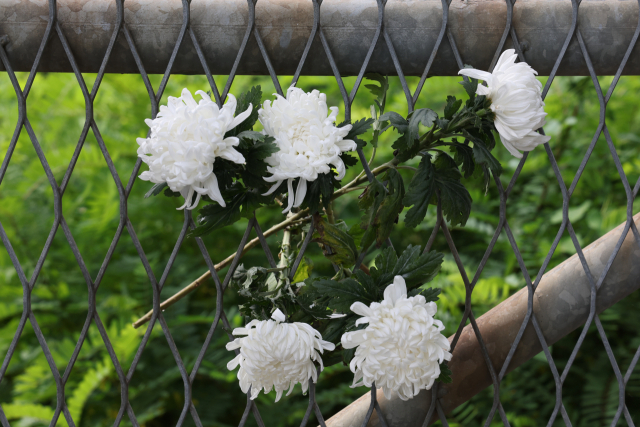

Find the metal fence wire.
[{"left": 1, "top": 0, "right": 640, "bottom": 426}]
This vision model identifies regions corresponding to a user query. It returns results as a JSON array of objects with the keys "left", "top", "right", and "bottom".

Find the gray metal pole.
[
  {"left": 325, "top": 213, "right": 640, "bottom": 427},
  {"left": 0, "top": 0, "right": 638, "bottom": 76}
]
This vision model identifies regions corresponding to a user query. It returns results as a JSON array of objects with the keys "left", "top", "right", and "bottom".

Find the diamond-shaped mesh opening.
[{"left": 1, "top": 0, "right": 640, "bottom": 426}]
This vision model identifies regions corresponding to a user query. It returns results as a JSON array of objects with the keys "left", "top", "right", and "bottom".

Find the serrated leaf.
[
  {"left": 405, "top": 108, "right": 437, "bottom": 149},
  {"left": 460, "top": 77, "right": 479, "bottom": 99},
  {"left": 403, "top": 154, "right": 436, "bottom": 228},
  {"left": 191, "top": 193, "right": 244, "bottom": 237},
  {"left": 241, "top": 190, "right": 271, "bottom": 219},
  {"left": 145, "top": 182, "right": 168, "bottom": 198},
  {"left": 348, "top": 223, "right": 365, "bottom": 249},
  {"left": 379, "top": 111, "right": 408, "bottom": 134},
  {"left": 313, "top": 215, "right": 358, "bottom": 267},
  {"left": 438, "top": 363, "right": 453, "bottom": 384},
  {"left": 341, "top": 152, "right": 359, "bottom": 169},
  {"left": 359, "top": 170, "right": 405, "bottom": 248},
  {"left": 369, "top": 246, "right": 398, "bottom": 285},
  {"left": 434, "top": 163, "right": 472, "bottom": 227},
  {"left": 452, "top": 141, "right": 475, "bottom": 178},
  {"left": 312, "top": 278, "right": 376, "bottom": 312},
  {"left": 346, "top": 117, "right": 374, "bottom": 138},
  {"left": 369, "top": 245, "right": 443, "bottom": 290},
  {"left": 408, "top": 286, "right": 441, "bottom": 302},
  {"left": 435, "top": 118, "right": 450, "bottom": 131},
  {"left": 163, "top": 187, "right": 182, "bottom": 198},
  {"left": 231, "top": 264, "right": 271, "bottom": 298},
  {"left": 306, "top": 173, "right": 336, "bottom": 214},
  {"left": 392, "top": 245, "right": 444, "bottom": 288},
  {"left": 295, "top": 292, "right": 330, "bottom": 320},
  {"left": 320, "top": 317, "right": 350, "bottom": 344},
  {"left": 444, "top": 95, "right": 462, "bottom": 119},
  {"left": 227, "top": 85, "right": 262, "bottom": 136},
  {"left": 352, "top": 269, "right": 377, "bottom": 294},
  {"left": 236, "top": 130, "right": 266, "bottom": 142},
  {"left": 463, "top": 130, "right": 503, "bottom": 176},
  {"left": 292, "top": 257, "right": 313, "bottom": 283},
  {"left": 238, "top": 136, "right": 279, "bottom": 188},
  {"left": 364, "top": 73, "right": 389, "bottom": 110}
]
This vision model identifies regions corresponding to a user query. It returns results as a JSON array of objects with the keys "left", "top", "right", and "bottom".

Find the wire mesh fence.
[{"left": 0, "top": 0, "right": 640, "bottom": 426}]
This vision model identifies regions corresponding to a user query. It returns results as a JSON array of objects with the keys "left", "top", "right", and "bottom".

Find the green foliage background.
[{"left": 1, "top": 71, "right": 640, "bottom": 426}]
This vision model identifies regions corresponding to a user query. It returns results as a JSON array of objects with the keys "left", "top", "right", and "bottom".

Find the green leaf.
[
  {"left": 346, "top": 117, "right": 374, "bottom": 138},
  {"left": 311, "top": 278, "right": 376, "bottom": 312},
  {"left": 320, "top": 317, "right": 350, "bottom": 344},
  {"left": 463, "top": 130, "right": 503, "bottom": 177},
  {"left": 191, "top": 193, "right": 244, "bottom": 237},
  {"left": 348, "top": 223, "right": 366, "bottom": 249},
  {"left": 292, "top": 257, "right": 313, "bottom": 283},
  {"left": 369, "top": 245, "right": 443, "bottom": 290},
  {"left": 369, "top": 246, "right": 398, "bottom": 285},
  {"left": 240, "top": 190, "right": 271, "bottom": 219},
  {"left": 296, "top": 292, "right": 331, "bottom": 320},
  {"left": 460, "top": 77, "right": 478, "bottom": 99},
  {"left": 434, "top": 159, "right": 472, "bottom": 227},
  {"left": 313, "top": 215, "right": 358, "bottom": 267},
  {"left": 359, "top": 169, "right": 405, "bottom": 248},
  {"left": 364, "top": 73, "right": 389, "bottom": 111},
  {"left": 236, "top": 130, "right": 266, "bottom": 141},
  {"left": 305, "top": 173, "right": 336, "bottom": 213},
  {"left": 365, "top": 75, "right": 391, "bottom": 148},
  {"left": 227, "top": 85, "right": 262, "bottom": 136},
  {"left": 145, "top": 182, "right": 167, "bottom": 198},
  {"left": 311, "top": 279, "right": 362, "bottom": 313},
  {"left": 403, "top": 154, "right": 436, "bottom": 228},
  {"left": 392, "top": 245, "right": 444, "bottom": 288},
  {"left": 378, "top": 111, "right": 408, "bottom": 134},
  {"left": 435, "top": 118, "right": 450, "bottom": 131},
  {"left": 164, "top": 187, "right": 182, "bottom": 197},
  {"left": 452, "top": 141, "right": 475, "bottom": 178},
  {"left": 438, "top": 363, "right": 453, "bottom": 384},
  {"left": 338, "top": 118, "right": 373, "bottom": 150},
  {"left": 444, "top": 95, "right": 463, "bottom": 119},
  {"left": 211, "top": 158, "right": 242, "bottom": 190},
  {"left": 232, "top": 264, "right": 271, "bottom": 298},
  {"left": 341, "top": 152, "right": 359, "bottom": 169},
  {"left": 408, "top": 286, "right": 441, "bottom": 302},
  {"left": 405, "top": 108, "right": 437, "bottom": 149},
  {"left": 238, "top": 135, "right": 279, "bottom": 188}
]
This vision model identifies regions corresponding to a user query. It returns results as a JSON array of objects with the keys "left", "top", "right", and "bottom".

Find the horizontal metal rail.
[{"left": 0, "top": 0, "right": 638, "bottom": 75}]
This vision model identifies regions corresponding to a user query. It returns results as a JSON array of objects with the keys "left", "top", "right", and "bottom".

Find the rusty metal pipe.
[
  {"left": 0, "top": 0, "right": 638, "bottom": 76},
  {"left": 325, "top": 213, "right": 640, "bottom": 426}
]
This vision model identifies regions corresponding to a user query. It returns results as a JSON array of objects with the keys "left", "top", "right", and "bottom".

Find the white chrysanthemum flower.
[
  {"left": 459, "top": 49, "right": 551, "bottom": 158},
  {"left": 137, "top": 88, "right": 252, "bottom": 210},
  {"left": 259, "top": 87, "right": 357, "bottom": 213},
  {"left": 226, "top": 309, "right": 335, "bottom": 401},
  {"left": 341, "top": 276, "right": 451, "bottom": 401}
]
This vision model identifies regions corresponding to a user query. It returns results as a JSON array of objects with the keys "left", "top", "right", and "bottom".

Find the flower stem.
[
  {"left": 325, "top": 201, "right": 336, "bottom": 225},
  {"left": 132, "top": 208, "right": 310, "bottom": 328}
]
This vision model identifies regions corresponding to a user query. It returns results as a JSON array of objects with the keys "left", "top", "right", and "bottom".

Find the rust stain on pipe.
[
  {"left": 0, "top": 0, "right": 638, "bottom": 75},
  {"left": 326, "top": 213, "right": 640, "bottom": 426}
]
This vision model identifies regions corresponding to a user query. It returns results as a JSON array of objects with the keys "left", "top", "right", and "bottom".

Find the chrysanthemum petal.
[
  {"left": 227, "top": 314, "right": 334, "bottom": 401},
  {"left": 259, "top": 87, "right": 356, "bottom": 212},
  {"left": 341, "top": 275, "right": 451, "bottom": 400},
  {"left": 459, "top": 49, "right": 549, "bottom": 157},
  {"left": 137, "top": 88, "right": 251, "bottom": 210}
]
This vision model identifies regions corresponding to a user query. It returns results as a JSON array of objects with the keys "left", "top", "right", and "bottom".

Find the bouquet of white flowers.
[{"left": 138, "top": 50, "right": 548, "bottom": 401}]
